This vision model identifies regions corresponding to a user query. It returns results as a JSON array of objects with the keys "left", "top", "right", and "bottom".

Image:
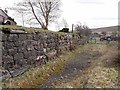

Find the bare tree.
[
  {"left": 11, "top": 0, "right": 61, "bottom": 30},
  {"left": 8, "top": 7, "right": 29, "bottom": 26}
]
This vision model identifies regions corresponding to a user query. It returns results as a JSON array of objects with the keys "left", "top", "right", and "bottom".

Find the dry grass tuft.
[{"left": 52, "top": 42, "right": 119, "bottom": 88}]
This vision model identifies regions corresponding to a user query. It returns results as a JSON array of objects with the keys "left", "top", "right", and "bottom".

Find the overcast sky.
[{"left": 0, "top": 0, "right": 119, "bottom": 31}]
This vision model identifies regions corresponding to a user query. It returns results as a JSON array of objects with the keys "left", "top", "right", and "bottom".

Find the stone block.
[
  {"left": 8, "top": 48, "right": 17, "bottom": 56},
  {"left": 37, "top": 51, "right": 44, "bottom": 56},
  {"left": 17, "top": 46, "right": 26, "bottom": 53},
  {"left": 15, "top": 59, "right": 26, "bottom": 67},
  {"left": 24, "top": 51, "right": 32, "bottom": 59},
  {"left": 32, "top": 41, "right": 38, "bottom": 46},
  {"left": 6, "top": 42, "right": 14, "bottom": 49},
  {"left": 3, "top": 61, "right": 14, "bottom": 69},
  {"left": 2, "top": 55, "right": 13, "bottom": 62},
  {"left": 34, "top": 45, "right": 43, "bottom": 51},
  {"left": 14, "top": 53, "right": 24, "bottom": 60},
  {"left": 24, "top": 50, "right": 37, "bottom": 58},
  {"left": 31, "top": 50, "right": 37, "bottom": 56},
  {"left": 14, "top": 41, "right": 23, "bottom": 47},
  {"left": 27, "top": 40, "right": 32, "bottom": 45},
  {"left": 7, "top": 34, "right": 18, "bottom": 42},
  {"left": 2, "top": 47, "right": 8, "bottom": 56},
  {"left": 33, "top": 34, "right": 39, "bottom": 40},
  {"left": 2, "top": 34, "right": 7, "bottom": 41},
  {"left": 18, "top": 34, "right": 27, "bottom": 41},
  {"left": 27, "top": 45, "right": 34, "bottom": 51},
  {"left": 30, "top": 56, "right": 36, "bottom": 60}
]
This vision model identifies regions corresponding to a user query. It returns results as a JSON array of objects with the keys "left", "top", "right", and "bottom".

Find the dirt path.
[
  {"left": 39, "top": 43, "right": 105, "bottom": 88},
  {"left": 45, "top": 42, "right": 119, "bottom": 88}
]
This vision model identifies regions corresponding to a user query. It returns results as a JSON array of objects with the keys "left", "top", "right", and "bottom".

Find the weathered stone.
[
  {"left": 28, "top": 56, "right": 36, "bottom": 61},
  {"left": 8, "top": 48, "right": 17, "bottom": 56},
  {"left": 27, "top": 40, "right": 32, "bottom": 45},
  {"left": 2, "top": 34, "right": 7, "bottom": 41},
  {"left": 18, "top": 34, "right": 27, "bottom": 41},
  {"left": 33, "top": 34, "right": 39, "bottom": 40},
  {"left": 47, "top": 48, "right": 51, "bottom": 52},
  {"left": 24, "top": 50, "right": 37, "bottom": 58},
  {"left": 12, "top": 34, "right": 19, "bottom": 41},
  {"left": 6, "top": 42, "right": 14, "bottom": 49},
  {"left": 43, "top": 48, "right": 47, "bottom": 53},
  {"left": 9, "top": 66, "right": 30, "bottom": 77},
  {"left": 1, "top": 70, "right": 11, "bottom": 80},
  {"left": 24, "top": 51, "right": 32, "bottom": 59},
  {"left": 31, "top": 50, "right": 37, "bottom": 56},
  {"left": 2, "top": 48, "right": 8, "bottom": 56},
  {"left": 27, "top": 45, "right": 34, "bottom": 51},
  {"left": 37, "top": 51, "right": 44, "bottom": 56},
  {"left": 14, "top": 53, "right": 24, "bottom": 60},
  {"left": 2, "top": 56, "right": 14, "bottom": 69},
  {"left": 27, "top": 34, "right": 33, "bottom": 40},
  {"left": 32, "top": 41, "right": 38, "bottom": 46},
  {"left": 17, "top": 46, "right": 26, "bottom": 53},
  {"left": 14, "top": 41, "right": 23, "bottom": 47},
  {"left": 7, "top": 34, "right": 18, "bottom": 42},
  {"left": 3, "top": 61, "right": 14, "bottom": 69},
  {"left": 7, "top": 34, "right": 14, "bottom": 42},
  {"left": 0, "top": 48, "right": 2, "bottom": 62},
  {"left": 2, "top": 55, "right": 13, "bottom": 62},
  {"left": 2, "top": 42, "right": 6, "bottom": 47},
  {"left": 15, "top": 59, "right": 26, "bottom": 67},
  {"left": 34, "top": 46, "right": 42, "bottom": 51}
]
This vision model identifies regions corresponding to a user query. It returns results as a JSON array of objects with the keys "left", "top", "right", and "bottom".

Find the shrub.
[{"left": 59, "top": 28, "right": 69, "bottom": 33}]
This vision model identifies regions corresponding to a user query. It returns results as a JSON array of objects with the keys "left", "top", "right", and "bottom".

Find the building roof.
[{"left": 0, "top": 9, "right": 9, "bottom": 18}]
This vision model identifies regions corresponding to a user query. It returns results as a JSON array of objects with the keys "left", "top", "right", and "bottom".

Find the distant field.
[{"left": 92, "top": 26, "right": 119, "bottom": 33}]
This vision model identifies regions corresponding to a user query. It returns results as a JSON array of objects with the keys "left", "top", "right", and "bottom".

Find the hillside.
[{"left": 91, "top": 26, "right": 119, "bottom": 33}]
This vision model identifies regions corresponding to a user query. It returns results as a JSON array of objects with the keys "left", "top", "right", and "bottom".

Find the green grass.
[
  {"left": 0, "top": 25, "right": 52, "bottom": 33},
  {"left": 0, "top": 25, "right": 80, "bottom": 36}
]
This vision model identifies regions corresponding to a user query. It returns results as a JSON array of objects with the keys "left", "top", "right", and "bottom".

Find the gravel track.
[{"left": 39, "top": 46, "right": 101, "bottom": 88}]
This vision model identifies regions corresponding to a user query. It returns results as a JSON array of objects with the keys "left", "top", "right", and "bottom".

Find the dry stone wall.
[{"left": 0, "top": 28, "right": 89, "bottom": 77}]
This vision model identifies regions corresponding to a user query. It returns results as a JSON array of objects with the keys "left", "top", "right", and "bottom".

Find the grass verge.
[{"left": 53, "top": 42, "right": 119, "bottom": 88}]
